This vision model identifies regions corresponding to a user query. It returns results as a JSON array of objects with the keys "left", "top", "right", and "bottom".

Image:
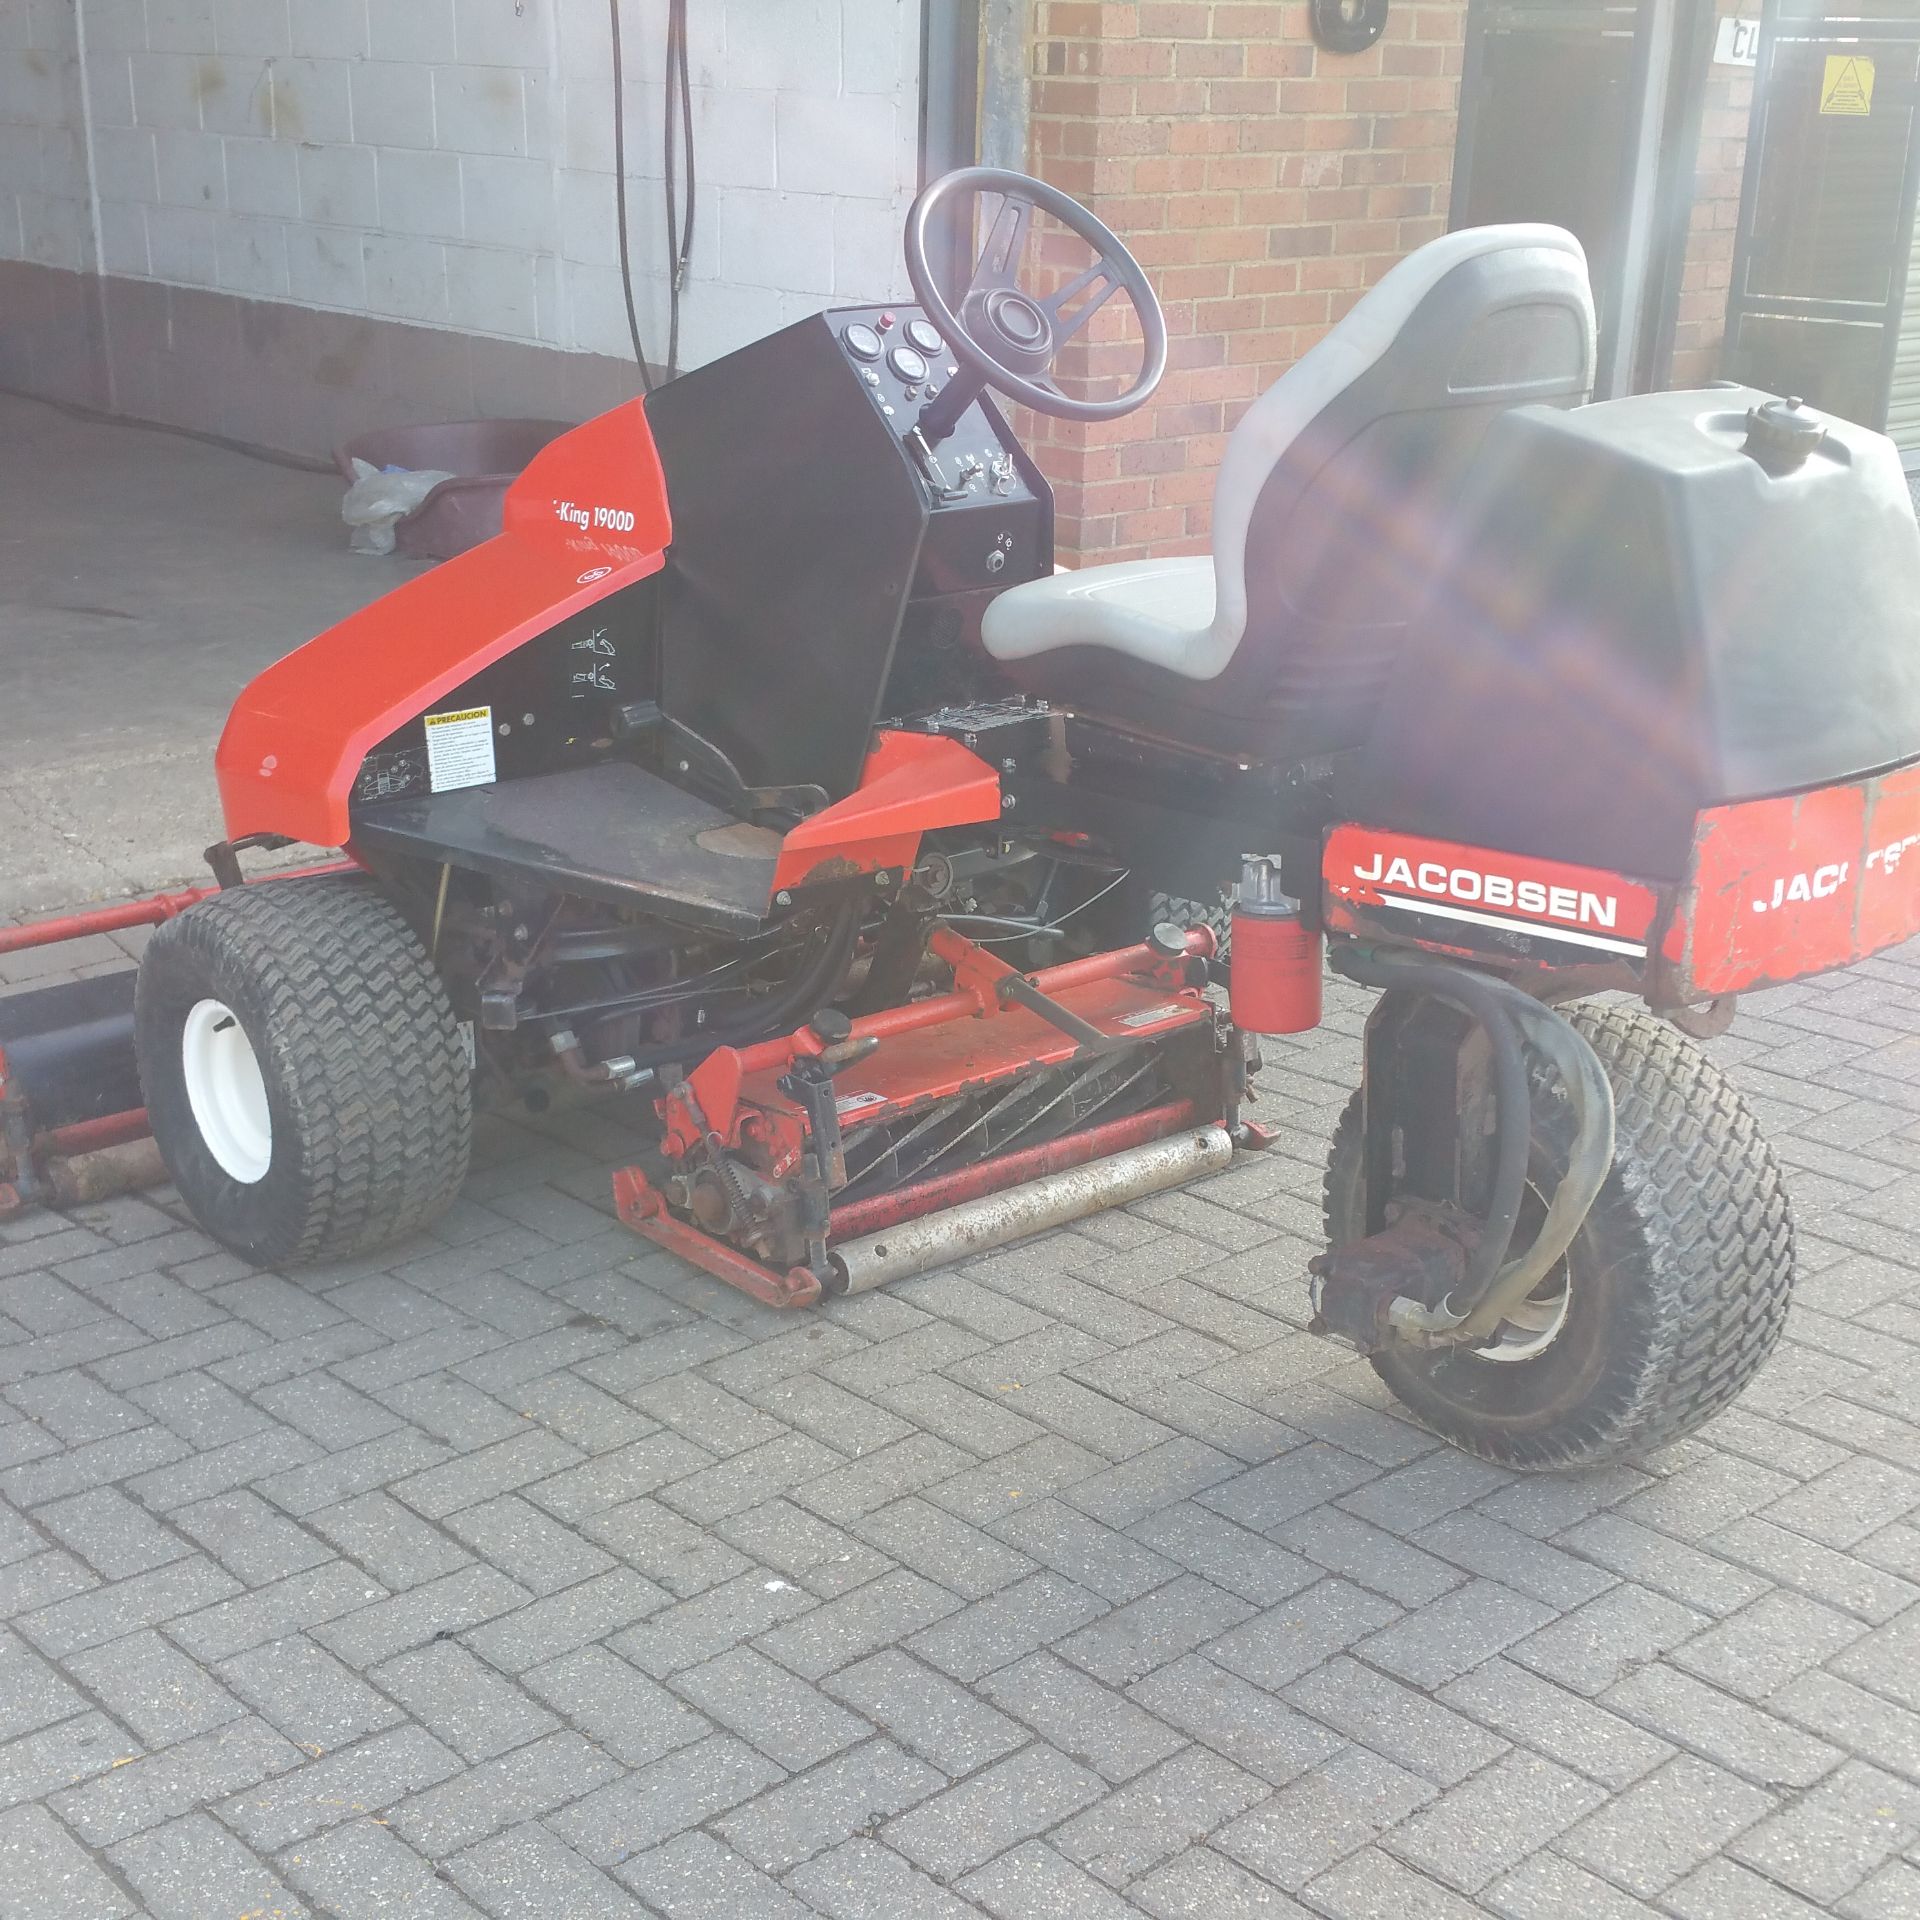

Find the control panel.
[
  {"left": 834, "top": 307, "right": 1034, "bottom": 516},
  {"left": 832, "top": 305, "right": 1047, "bottom": 604}
]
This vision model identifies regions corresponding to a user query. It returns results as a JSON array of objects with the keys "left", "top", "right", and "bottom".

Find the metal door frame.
[
  {"left": 1722, "top": 0, "right": 1920, "bottom": 432},
  {"left": 1451, "top": 0, "right": 1679, "bottom": 397},
  {"left": 919, "top": 1, "right": 985, "bottom": 296}
]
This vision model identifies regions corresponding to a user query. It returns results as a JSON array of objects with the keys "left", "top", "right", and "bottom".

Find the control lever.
[
  {"left": 915, "top": 365, "right": 988, "bottom": 446},
  {"left": 905, "top": 427, "right": 970, "bottom": 502}
]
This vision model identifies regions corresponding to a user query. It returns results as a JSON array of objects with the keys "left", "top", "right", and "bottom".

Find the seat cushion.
[
  {"left": 981, "top": 224, "right": 1592, "bottom": 697},
  {"left": 980, "top": 556, "right": 1224, "bottom": 679}
]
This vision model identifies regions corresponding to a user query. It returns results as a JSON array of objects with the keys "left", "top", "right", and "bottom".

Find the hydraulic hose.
[
  {"left": 615, "top": 902, "right": 862, "bottom": 1077},
  {"left": 1458, "top": 980, "right": 1615, "bottom": 1338},
  {"left": 1334, "top": 949, "right": 1616, "bottom": 1340}
]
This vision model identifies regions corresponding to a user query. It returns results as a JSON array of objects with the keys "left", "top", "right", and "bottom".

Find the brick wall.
[
  {"left": 1023, "top": 1, "right": 1469, "bottom": 564},
  {"left": 3, "top": 0, "right": 919, "bottom": 376},
  {"left": 1669, "top": 3, "right": 1755, "bottom": 388}
]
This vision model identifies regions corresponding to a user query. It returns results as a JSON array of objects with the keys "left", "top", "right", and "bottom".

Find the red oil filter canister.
[{"left": 1230, "top": 856, "right": 1323, "bottom": 1034}]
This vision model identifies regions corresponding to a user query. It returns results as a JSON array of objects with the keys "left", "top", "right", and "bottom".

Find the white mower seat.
[
  {"left": 988, "top": 555, "right": 1217, "bottom": 670},
  {"left": 981, "top": 224, "right": 1595, "bottom": 741}
]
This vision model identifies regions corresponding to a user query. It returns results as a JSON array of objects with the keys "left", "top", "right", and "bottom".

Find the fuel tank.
[{"left": 1344, "top": 387, "right": 1920, "bottom": 880}]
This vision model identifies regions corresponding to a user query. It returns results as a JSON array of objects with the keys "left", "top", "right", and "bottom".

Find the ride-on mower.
[{"left": 11, "top": 168, "right": 1920, "bottom": 1470}]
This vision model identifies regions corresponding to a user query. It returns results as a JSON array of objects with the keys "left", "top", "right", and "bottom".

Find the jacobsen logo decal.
[{"left": 1324, "top": 826, "right": 1658, "bottom": 958}]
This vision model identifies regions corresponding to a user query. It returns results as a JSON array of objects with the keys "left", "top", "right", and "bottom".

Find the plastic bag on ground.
[{"left": 341, "top": 457, "right": 458, "bottom": 555}]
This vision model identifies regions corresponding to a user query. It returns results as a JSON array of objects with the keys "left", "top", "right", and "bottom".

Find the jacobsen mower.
[{"left": 8, "top": 169, "right": 1920, "bottom": 1469}]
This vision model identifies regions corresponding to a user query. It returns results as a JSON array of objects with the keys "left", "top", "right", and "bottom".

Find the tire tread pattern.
[
  {"left": 1325, "top": 1003, "right": 1795, "bottom": 1469},
  {"left": 139, "top": 877, "right": 471, "bottom": 1265}
]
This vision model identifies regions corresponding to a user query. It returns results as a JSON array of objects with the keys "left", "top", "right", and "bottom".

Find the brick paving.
[{"left": 6, "top": 938, "right": 1920, "bottom": 1917}]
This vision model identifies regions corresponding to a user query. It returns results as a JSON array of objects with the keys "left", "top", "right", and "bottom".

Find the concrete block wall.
[
  {"left": 0, "top": 1, "right": 923, "bottom": 447},
  {"left": 0, "top": 1, "right": 95, "bottom": 272},
  {"left": 64, "top": 0, "right": 920, "bottom": 366}
]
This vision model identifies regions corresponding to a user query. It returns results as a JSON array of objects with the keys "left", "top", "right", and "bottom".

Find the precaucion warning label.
[
  {"left": 423, "top": 706, "right": 497, "bottom": 793},
  {"left": 1821, "top": 53, "right": 1874, "bottom": 115}
]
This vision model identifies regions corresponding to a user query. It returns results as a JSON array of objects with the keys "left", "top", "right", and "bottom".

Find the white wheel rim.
[{"left": 181, "top": 998, "right": 272, "bottom": 1184}]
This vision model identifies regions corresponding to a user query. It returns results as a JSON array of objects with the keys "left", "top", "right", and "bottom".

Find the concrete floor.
[{"left": 0, "top": 392, "right": 422, "bottom": 918}]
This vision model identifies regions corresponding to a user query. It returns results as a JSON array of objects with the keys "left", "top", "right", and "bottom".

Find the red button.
[{"left": 877, "top": 311, "right": 895, "bottom": 330}]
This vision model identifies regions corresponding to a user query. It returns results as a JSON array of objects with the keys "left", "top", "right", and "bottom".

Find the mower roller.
[{"left": 12, "top": 166, "right": 1920, "bottom": 1470}]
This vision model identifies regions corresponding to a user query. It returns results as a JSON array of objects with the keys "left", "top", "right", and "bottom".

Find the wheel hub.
[{"left": 180, "top": 998, "right": 271, "bottom": 1184}]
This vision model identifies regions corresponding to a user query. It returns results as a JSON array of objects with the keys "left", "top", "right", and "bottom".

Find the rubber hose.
[
  {"left": 1456, "top": 981, "right": 1615, "bottom": 1337},
  {"left": 1331, "top": 950, "right": 1532, "bottom": 1309},
  {"left": 617, "top": 902, "right": 862, "bottom": 1075},
  {"left": 1337, "top": 950, "right": 1615, "bottom": 1335}
]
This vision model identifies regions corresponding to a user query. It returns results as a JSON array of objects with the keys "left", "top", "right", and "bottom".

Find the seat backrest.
[{"left": 1206, "top": 225, "right": 1595, "bottom": 735}]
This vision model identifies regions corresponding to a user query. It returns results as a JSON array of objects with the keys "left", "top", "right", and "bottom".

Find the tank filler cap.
[{"left": 1742, "top": 395, "right": 1826, "bottom": 473}]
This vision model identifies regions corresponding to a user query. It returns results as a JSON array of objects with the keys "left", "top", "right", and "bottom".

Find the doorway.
[
  {"left": 1722, "top": 2, "right": 1920, "bottom": 443},
  {"left": 1450, "top": 0, "right": 1690, "bottom": 396}
]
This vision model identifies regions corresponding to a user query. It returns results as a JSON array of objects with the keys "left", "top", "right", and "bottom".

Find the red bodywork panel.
[
  {"left": 1320, "top": 756, "right": 1920, "bottom": 999},
  {"left": 772, "top": 731, "right": 1003, "bottom": 892},
  {"left": 1323, "top": 824, "right": 1662, "bottom": 961},
  {"left": 1667, "top": 758, "right": 1920, "bottom": 995},
  {"left": 217, "top": 401, "right": 672, "bottom": 848}
]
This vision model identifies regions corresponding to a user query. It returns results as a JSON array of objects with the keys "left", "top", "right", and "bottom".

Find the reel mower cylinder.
[{"left": 1230, "top": 860, "right": 1323, "bottom": 1035}]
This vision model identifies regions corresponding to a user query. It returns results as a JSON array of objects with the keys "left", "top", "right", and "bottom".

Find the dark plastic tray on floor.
[{"left": 335, "top": 418, "right": 573, "bottom": 560}]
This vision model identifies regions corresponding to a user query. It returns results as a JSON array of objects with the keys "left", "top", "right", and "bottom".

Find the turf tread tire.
[
  {"left": 1324, "top": 1002, "right": 1794, "bottom": 1469},
  {"left": 136, "top": 876, "right": 471, "bottom": 1267},
  {"left": 1150, "top": 890, "right": 1231, "bottom": 960}
]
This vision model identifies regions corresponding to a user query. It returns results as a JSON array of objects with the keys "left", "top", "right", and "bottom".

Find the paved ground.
[
  {"left": 0, "top": 394, "right": 418, "bottom": 917},
  {"left": 5, "top": 943, "right": 1920, "bottom": 1919}
]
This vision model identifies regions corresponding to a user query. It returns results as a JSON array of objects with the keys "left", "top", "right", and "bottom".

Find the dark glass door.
[
  {"left": 1723, "top": 1, "right": 1920, "bottom": 428},
  {"left": 1451, "top": 0, "right": 1668, "bottom": 394}
]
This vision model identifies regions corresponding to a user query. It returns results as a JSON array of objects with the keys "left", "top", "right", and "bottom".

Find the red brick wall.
[
  {"left": 1023, "top": 2, "right": 1469, "bottom": 563},
  {"left": 1670, "top": 4, "right": 1756, "bottom": 389}
]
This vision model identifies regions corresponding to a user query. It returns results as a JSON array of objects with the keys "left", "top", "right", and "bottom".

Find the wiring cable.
[
  {"left": 609, "top": 0, "right": 655, "bottom": 391},
  {"left": 609, "top": 0, "right": 697, "bottom": 385}
]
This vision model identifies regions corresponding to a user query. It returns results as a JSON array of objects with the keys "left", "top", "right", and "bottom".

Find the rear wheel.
[
  {"left": 136, "top": 876, "right": 471, "bottom": 1267},
  {"left": 1324, "top": 1003, "right": 1794, "bottom": 1469},
  {"left": 1151, "top": 890, "right": 1231, "bottom": 960}
]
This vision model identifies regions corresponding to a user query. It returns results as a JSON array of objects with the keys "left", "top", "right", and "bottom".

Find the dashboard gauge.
[
  {"left": 843, "top": 323, "right": 882, "bottom": 362},
  {"left": 887, "top": 345, "right": 930, "bottom": 384},
  {"left": 904, "top": 318, "right": 944, "bottom": 356}
]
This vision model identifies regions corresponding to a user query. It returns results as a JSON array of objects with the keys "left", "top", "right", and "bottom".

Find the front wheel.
[
  {"left": 136, "top": 875, "right": 472, "bottom": 1267},
  {"left": 1324, "top": 1003, "right": 1794, "bottom": 1470}
]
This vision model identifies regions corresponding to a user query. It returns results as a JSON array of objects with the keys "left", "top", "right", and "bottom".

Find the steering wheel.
[{"left": 904, "top": 167, "right": 1167, "bottom": 426}]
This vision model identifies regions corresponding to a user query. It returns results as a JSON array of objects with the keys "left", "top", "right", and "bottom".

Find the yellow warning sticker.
[{"left": 1821, "top": 53, "right": 1875, "bottom": 115}]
